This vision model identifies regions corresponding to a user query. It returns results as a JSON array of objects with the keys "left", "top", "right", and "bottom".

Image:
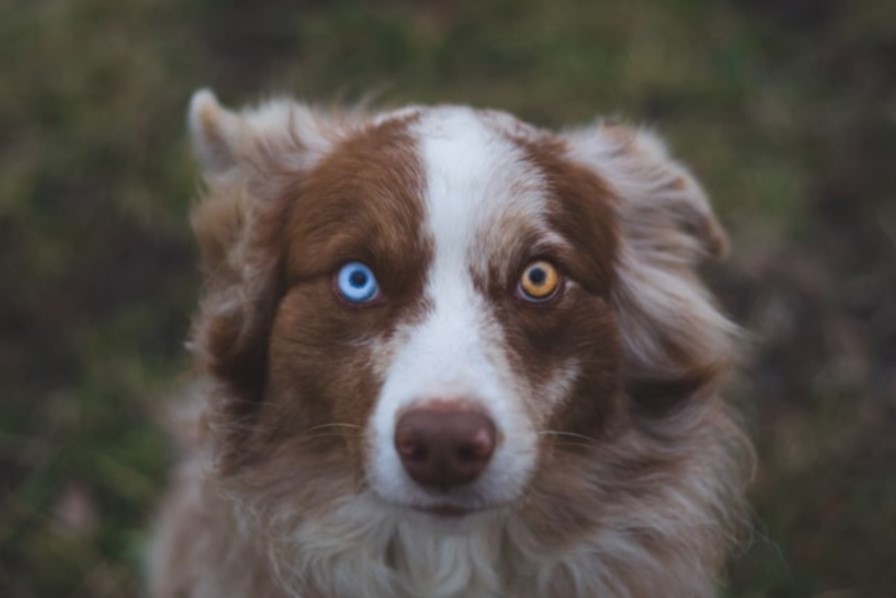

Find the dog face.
[
  {"left": 272, "top": 106, "right": 623, "bottom": 515},
  {"left": 187, "top": 91, "right": 734, "bottom": 523}
]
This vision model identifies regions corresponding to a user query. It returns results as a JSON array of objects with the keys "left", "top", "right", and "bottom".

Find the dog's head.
[{"left": 187, "top": 90, "right": 735, "bottom": 522}]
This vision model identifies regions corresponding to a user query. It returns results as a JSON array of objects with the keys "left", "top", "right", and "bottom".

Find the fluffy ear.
[
  {"left": 565, "top": 122, "right": 729, "bottom": 262},
  {"left": 188, "top": 88, "right": 335, "bottom": 178},
  {"left": 187, "top": 88, "right": 343, "bottom": 282},
  {"left": 185, "top": 90, "right": 335, "bottom": 459},
  {"left": 564, "top": 123, "right": 737, "bottom": 412}
]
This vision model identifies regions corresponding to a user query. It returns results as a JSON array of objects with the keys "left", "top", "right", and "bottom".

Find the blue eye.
[{"left": 335, "top": 261, "right": 380, "bottom": 304}]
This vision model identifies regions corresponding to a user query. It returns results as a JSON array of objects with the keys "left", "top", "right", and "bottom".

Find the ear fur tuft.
[
  {"left": 188, "top": 88, "right": 245, "bottom": 174},
  {"left": 564, "top": 123, "right": 729, "bottom": 263}
]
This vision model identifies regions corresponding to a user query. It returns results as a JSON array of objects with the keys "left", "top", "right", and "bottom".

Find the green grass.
[{"left": 2, "top": 0, "right": 894, "bottom": 595}]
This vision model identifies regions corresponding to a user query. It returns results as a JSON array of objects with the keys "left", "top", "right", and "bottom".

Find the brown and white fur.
[{"left": 149, "top": 90, "right": 750, "bottom": 598}]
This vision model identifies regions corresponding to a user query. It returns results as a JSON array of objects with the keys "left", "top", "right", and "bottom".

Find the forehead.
[
  {"left": 414, "top": 108, "right": 553, "bottom": 235},
  {"left": 410, "top": 107, "right": 567, "bottom": 274},
  {"left": 287, "top": 106, "right": 616, "bottom": 287},
  {"left": 410, "top": 107, "right": 618, "bottom": 291}
]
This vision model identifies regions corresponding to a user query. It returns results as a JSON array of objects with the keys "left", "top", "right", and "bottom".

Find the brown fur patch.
[
  {"left": 258, "top": 115, "right": 430, "bottom": 475},
  {"left": 494, "top": 131, "right": 625, "bottom": 440}
]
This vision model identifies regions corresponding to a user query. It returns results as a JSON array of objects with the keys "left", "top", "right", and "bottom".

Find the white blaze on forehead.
[
  {"left": 413, "top": 106, "right": 555, "bottom": 273},
  {"left": 368, "top": 107, "right": 554, "bottom": 507}
]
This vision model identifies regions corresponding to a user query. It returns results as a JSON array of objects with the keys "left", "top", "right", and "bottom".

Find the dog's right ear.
[
  {"left": 186, "top": 88, "right": 340, "bottom": 276},
  {"left": 186, "top": 90, "right": 336, "bottom": 461},
  {"left": 187, "top": 89, "right": 339, "bottom": 280}
]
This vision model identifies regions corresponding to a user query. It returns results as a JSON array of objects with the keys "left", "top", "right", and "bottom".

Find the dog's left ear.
[
  {"left": 564, "top": 123, "right": 729, "bottom": 262},
  {"left": 563, "top": 123, "right": 736, "bottom": 411}
]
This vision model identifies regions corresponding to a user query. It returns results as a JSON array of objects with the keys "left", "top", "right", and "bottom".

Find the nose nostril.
[
  {"left": 397, "top": 437, "right": 428, "bottom": 462},
  {"left": 457, "top": 445, "right": 475, "bottom": 461},
  {"left": 462, "top": 428, "right": 495, "bottom": 460}
]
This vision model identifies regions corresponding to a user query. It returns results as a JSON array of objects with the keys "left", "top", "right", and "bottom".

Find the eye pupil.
[
  {"left": 349, "top": 270, "right": 368, "bottom": 287},
  {"left": 528, "top": 267, "right": 546, "bottom": 285}
]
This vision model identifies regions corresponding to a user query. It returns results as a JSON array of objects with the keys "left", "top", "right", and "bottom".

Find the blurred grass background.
[{"left": 1, "top": 0, "right": 894, "bottom": 596}]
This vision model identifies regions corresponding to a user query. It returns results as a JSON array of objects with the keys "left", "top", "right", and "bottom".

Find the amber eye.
[{"left": 518, "top": 260, "right": 561, "bottom": 302}]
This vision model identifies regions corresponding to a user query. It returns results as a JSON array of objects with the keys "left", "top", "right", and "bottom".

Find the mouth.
[{"left": 415, "top": 504, "right": 474, "bottom": 518}]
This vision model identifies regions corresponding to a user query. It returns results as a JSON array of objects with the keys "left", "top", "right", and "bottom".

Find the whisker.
[
  {"left": 307, "top": 423, "right": 364, "bottom": 433},
  {"left": 538, "top": 430, "right": 598, "bottom": 443},
  {"left": 549, "top": 441, "right": 593, "bottom": 450},
  {"left": 300, "top": 433, "right": 364, "bottom": 441}
]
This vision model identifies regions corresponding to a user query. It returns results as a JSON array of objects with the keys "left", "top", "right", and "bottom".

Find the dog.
[{"left": 148, "top": 89, "right": 750, "bottom": 598}]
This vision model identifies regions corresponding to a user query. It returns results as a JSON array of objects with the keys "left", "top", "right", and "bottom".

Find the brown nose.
[{"left": 394, "top": 405, "right": 497, "bottom": 491}]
